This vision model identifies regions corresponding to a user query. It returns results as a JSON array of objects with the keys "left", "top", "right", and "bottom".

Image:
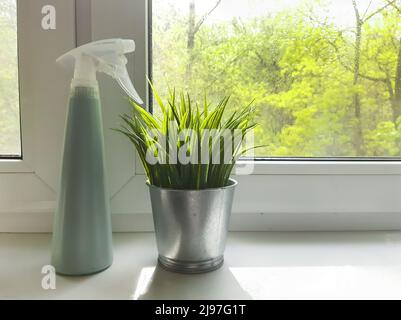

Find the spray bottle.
[{"left": 51, "top": 39, "right": 143, "bottom": 275}]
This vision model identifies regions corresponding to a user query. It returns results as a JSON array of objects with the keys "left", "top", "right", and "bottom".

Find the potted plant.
[{"left": 117, "top": 84, "right": 257, "bottom": 273}]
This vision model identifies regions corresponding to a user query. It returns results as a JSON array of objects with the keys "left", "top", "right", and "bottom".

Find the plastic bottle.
[{"left": 51, "top": 39, "right": 143, "bottom": 275}]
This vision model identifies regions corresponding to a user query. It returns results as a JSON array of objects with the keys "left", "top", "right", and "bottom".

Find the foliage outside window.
[{"left": 152, "top": 0, "right": 401, "bottom": 158}]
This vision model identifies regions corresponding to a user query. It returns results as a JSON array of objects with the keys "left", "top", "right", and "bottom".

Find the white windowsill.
[{"left": 2, "top": 231, "right": 401, "bottom": 300}]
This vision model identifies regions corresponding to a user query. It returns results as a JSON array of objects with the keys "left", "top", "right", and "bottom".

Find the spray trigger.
[{"left": 57, "top": 38, "right": 144, "bottom": 105}]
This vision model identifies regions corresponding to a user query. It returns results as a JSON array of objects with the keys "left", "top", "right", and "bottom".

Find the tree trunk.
[
  {"left": 392, "top": 38, "right": 401, "bottom": 123},
  {"left": 186, "top": 0, "right": 222, "bottom": 80},
  {"left": 186, "top": 0, "right": 196, "bottom": 80},
  {"left": 352, "top": 0, "right": 365, "bottom": 156},
  {"left": 187, "top": 0, "right": 196, "bottom": 50}
]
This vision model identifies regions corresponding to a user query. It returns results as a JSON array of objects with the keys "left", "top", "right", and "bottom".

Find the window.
[
  {"left": 1, "top": 0, "right": 401, "bottom": 232},
  {"left": 0, "top": 0, "right": 21, "bottom": 158},
  {"left": 152, "top": 0, "right": 401, "bottom": 158}
]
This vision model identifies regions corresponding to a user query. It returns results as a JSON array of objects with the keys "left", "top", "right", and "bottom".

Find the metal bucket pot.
[{"left": 147, "top": 179, "right": 237, "bottom": 274}]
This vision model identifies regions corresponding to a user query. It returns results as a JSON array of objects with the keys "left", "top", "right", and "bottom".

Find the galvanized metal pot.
[{"left": 148, "top": 179, "right": 237, "bottom": 274}]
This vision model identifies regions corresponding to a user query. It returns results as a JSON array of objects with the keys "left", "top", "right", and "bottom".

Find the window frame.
[
  {"left": 143, "top": 0, "right": 401, "bottom": 222},
  {"left": 0, "top": 0, "right": 77, "bottom": 228},
  {"left": 146, "top": 0, "right": 401, "bottom": 175},
  {"left": 0, "top": 0, "right": 33, "bottom": 173},
  {"left": 2, "top": 0, "right": 401, "bottom": 232}
]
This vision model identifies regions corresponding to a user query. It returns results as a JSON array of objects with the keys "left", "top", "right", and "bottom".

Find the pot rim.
[{"left": 146, "top": 178, "right": 238, "bottom": 192}]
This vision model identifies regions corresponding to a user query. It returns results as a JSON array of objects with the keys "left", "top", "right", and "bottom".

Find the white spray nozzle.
[{"left": 57, "top": 39, "right": 144, "bottom": 105}]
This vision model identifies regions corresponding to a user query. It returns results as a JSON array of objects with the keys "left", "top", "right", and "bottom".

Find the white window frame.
[
  {"left": 0, "top": 0, "right": 77, "bottom": 232},
  {"left": 1, "top": 0, "right": 401, "bottom": 232}
]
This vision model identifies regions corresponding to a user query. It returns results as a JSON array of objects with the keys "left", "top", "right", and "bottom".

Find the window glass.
[
  {"left": 152, "top": 0, "right": 401, "bottom": 158},
  {"left": 0, "top": 0, "right": 21, "bottom": 157}
]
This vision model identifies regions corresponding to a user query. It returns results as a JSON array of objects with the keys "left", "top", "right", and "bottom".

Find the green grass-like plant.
[{"left": 116, "top": 84, "right": 258, "bottom": 190}]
